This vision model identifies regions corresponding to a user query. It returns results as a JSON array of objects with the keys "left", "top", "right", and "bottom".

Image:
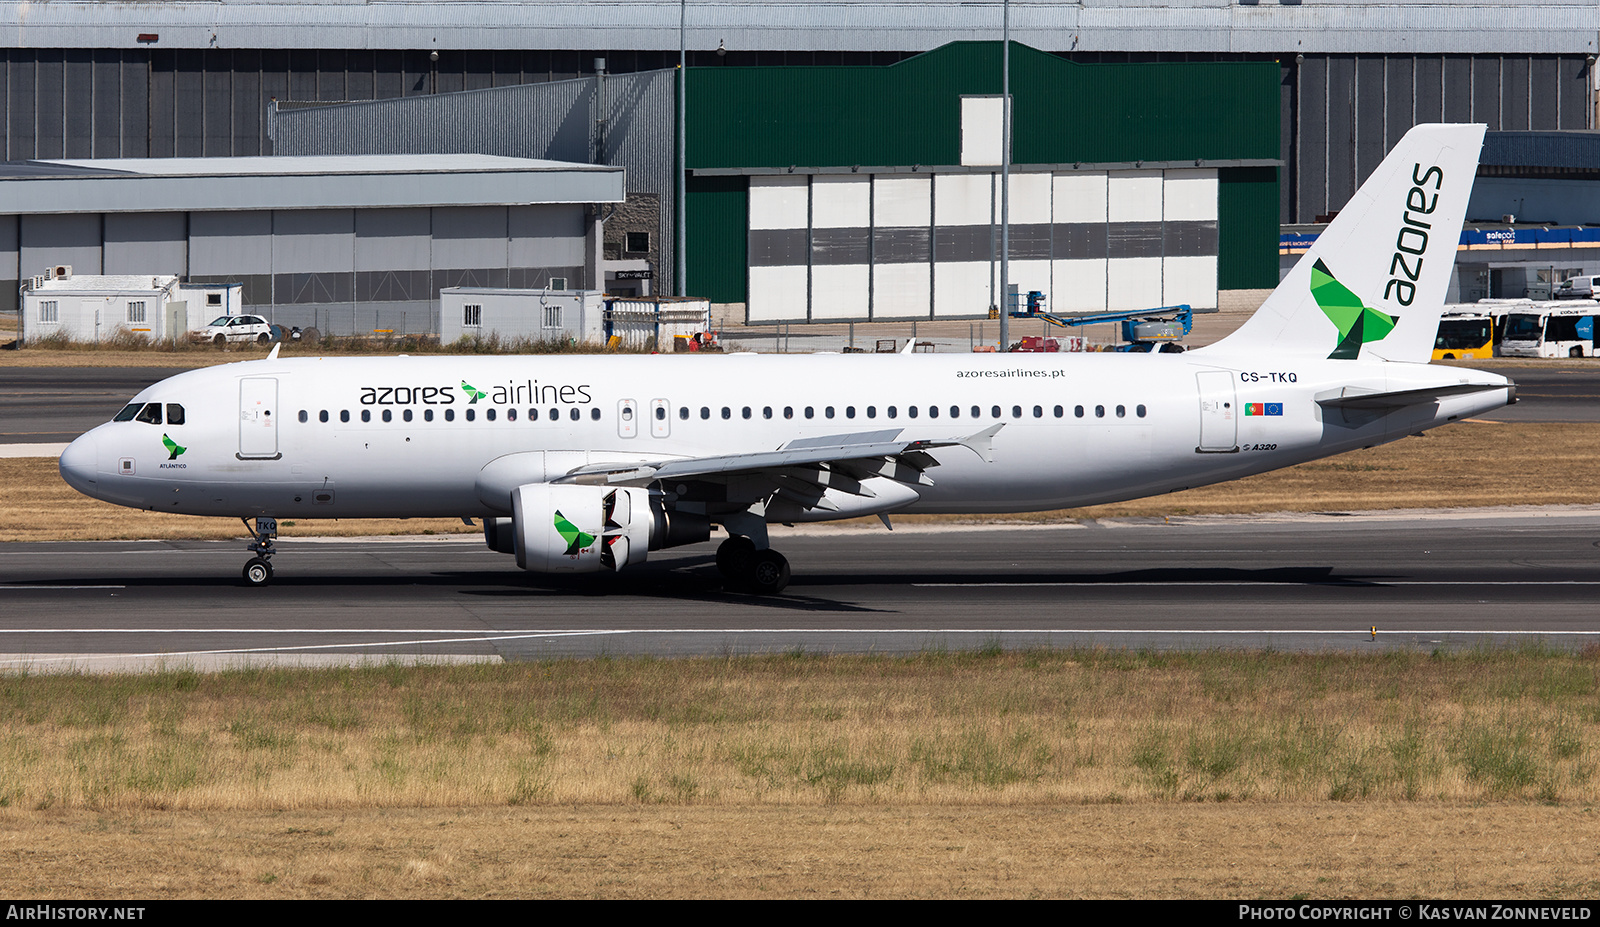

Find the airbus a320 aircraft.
[{"left": 60, "top": 123, "right": 1511, "bottom": 594}]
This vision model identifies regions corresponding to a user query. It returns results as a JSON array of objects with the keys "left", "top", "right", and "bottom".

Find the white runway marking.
[
  {"left": 2, "top": 626, "right": 1598, "bottom": 670},
  {"left": 913, "top": 580, "right": 1600, "bottom": 587}
]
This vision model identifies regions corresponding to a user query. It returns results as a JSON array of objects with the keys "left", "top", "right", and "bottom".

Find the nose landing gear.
[{"left": 242, "top": 516, "right": 278, "bottom": 586}]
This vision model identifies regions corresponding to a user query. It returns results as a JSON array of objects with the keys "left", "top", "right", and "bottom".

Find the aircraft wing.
[
  {"left": 552, "top": 423, "right": 1004, "bottom": 487},
  {"left": 1315, "top": 382, "right": 1513, "bottom": 411}
]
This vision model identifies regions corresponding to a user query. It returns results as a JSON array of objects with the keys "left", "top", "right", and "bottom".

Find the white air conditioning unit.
[{"left": 51, "top": 264, "right": 72, "bottom": 280}]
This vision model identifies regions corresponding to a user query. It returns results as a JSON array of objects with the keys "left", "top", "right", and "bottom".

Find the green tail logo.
[
  {"left": 1310, "top": 259, "right": 1399, "bottom": 359},
  {"left": 161, "top": 434, "right": 187, "bottom": 461},
  {"left": 552, "top": 510, "right": 595, "bottom": 556},
  {"left": 461, "top": 380, "right": 487, "bottom": 403}
]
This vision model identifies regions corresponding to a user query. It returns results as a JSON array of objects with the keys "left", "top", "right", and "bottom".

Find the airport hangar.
[
  {"left": 0, "top": 157, "right": 624, "bottom": 337},
  {"left": 1, "top": 0, "right": 1596, "bottom": 327}
]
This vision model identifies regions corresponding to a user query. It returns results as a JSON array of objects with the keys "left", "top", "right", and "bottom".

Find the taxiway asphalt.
[{"left": 2, "top": 511, "right": 1596, "bottom": 669}]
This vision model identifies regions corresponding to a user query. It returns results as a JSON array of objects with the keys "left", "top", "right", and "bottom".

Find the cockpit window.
[
  {"left": 166, "top": 403, "right": 185, "bottom": 426},
  {"left": 113, "top": 403, "right": 143, "bottom": 422},
  {"left": 134, "top": 402, "right": 163, "bottom": 425}
]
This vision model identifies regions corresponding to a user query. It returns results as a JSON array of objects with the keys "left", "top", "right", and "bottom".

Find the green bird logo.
[
  {"left": 161, "top": 433, "right": 187, "bottom": 461},
  {"left": 1310, "top": 259, "right": 1399, "bottom": 360},
  {"left": 552, "top": 510, "right": 595, "bottom": 556},
  {"left": 461, "top": 380, "right": 487, "bottom": 403}
]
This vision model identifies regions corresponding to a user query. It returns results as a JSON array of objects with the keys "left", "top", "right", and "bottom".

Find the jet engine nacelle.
[{"left": 511, "top": 484, "right": 653, "bottom": 574}]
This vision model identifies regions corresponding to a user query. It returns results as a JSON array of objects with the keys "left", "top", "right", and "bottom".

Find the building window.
[
  {"left": 548, "top": 277, "right": 568, "bottom": 291},
  {"left": 464, "top": 304, "right": 483, "bottom": 327},
  {"left": 625, "top": 232, "right": 650, "bottom": 254},
  {"left": 207, "top": 293, "right": 222, "bottom": 306},
  {"left": 543, "top": 305, "right": 563, "bottom": 329},
  {"left": 127, "top": 301, "right": 147, "bottom": 323},
  {"left": 38, "top": 300, "right": 58, "bottom": 323}
]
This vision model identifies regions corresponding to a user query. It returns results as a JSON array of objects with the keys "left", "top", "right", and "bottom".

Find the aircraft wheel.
[
  {"left": 747, "top": 550, "right": 791, "bottom": 596},
  {"left": 716, "top": 535, "right": 755, "bottom": 580},
  {"left": 243, "top": 557, "right": 274, "bottom": 587}
]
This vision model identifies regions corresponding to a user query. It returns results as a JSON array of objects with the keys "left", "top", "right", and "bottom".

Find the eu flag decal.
[{"left": 1244, "top": 403, "right": 1284, "bottom": 417}]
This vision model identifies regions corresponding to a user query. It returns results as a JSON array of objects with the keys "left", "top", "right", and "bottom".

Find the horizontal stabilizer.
[{"left": 1316, "top": 382, "right": 1510, "bottom": 410}]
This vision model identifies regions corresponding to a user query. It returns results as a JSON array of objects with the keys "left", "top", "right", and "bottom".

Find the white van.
[{"left": 1554, "top": 275, "right": 1600, "bottom": 298}]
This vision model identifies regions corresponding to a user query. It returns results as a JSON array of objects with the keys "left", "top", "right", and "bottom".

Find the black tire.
[
  {"left": 213, "top": 334, "right": 227, "bottom": 348},
  {"left": 243, "top": 557, "right": 273, "bottom": 587},
  {"left": 747, "top": 550, "right": 791, "bottom": 596},
  {"left": 257, "top": 332, "right": 271, "bottom": 345},
  {"left": 716, "top": 535, "right": 756, "bottom": 580}
]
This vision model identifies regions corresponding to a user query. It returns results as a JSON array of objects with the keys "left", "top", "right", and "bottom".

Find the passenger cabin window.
[{"left": 298, "top": 410, "right": 308, "bottom": 423}]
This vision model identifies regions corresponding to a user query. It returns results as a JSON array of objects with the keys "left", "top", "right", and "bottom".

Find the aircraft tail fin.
[{"left": 1204, "top": 123, "right": 1485, "bottom": 363}]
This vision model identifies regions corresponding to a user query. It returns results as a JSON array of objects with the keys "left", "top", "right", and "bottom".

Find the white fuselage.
[{"left": 59, "top": 349, "right": 1512, "bottom": 521}]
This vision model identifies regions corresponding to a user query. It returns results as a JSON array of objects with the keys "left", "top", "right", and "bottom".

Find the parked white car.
[{"left": 191, "top": 314, "right": 275, "bottom": 346}]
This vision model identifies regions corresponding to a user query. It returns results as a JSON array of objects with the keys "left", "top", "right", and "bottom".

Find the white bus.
[{"left": 1498, "top": 301, "right": 1600, "bottom": 358}]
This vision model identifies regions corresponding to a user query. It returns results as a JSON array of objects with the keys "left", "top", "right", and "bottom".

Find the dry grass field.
[
  {"left": 0, "top": 653, "right": 1596, "bottom": 897},
  {"left": 5, "top": 420, "right": 1598, "bottom": 542}
]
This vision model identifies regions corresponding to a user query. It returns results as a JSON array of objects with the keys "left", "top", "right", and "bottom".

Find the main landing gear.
[
  {"left": 716, "top": 535, "right": 791, "bottom": 595},
  {"left": 242, "top": 515, "right": 277, "bottom": 587}
]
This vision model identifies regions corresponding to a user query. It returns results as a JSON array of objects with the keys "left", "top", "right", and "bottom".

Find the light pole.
[
  {"left": 677, "top": 0, "right": 688, "bottom": 297},
  {"left": 999, "top": 0, "right": 1011, "bottom": 352}
]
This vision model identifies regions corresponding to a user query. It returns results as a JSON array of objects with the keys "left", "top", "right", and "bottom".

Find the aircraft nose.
[{"left": 59, "top": 433, "right": 99, "bottom": 494}]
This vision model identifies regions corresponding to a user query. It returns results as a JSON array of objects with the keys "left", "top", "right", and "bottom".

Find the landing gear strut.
[
  {"left": 716, "top": 535, "right": 790, "bottom": 595},
  {"left": 242, "top": 516, "right": 277, "bottom": 586}
]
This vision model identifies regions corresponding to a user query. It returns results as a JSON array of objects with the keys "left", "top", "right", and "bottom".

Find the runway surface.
[
  {"left": 2, "top": 511, "right": 1597, "bottom": 669},
  {"left": 3, "top": 363, "right": 1596, "bottom": 448}
]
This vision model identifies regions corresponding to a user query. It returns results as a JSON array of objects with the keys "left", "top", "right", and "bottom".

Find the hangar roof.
[
  {"left": 0, "top": 1, "right": 1593, "bottom": 55},
  {"left": 0, "top": 154, "right": 624, "bottom": 215}
]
